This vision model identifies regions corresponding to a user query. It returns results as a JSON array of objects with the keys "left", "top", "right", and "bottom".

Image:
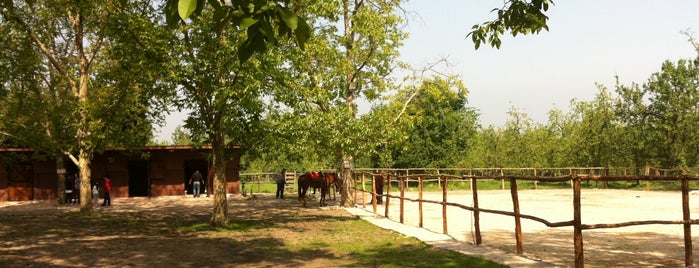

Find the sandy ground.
[
  {"left": 352, "top": 188, "right": 699, "bottom": 267},
  {"left": 2, "top": 189, "right": 697, "bottom": 267}
]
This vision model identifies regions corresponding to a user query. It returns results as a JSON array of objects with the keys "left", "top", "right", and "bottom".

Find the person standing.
[
  {"left": 275, "top": 169, "right": 287, "bottom": 199},
  {"left": 189, "top": 170, "right": 203, "bottom": 198},
  {"left": 73, "top": 173, "right": 81, "bottom": 205},
  {"left": 92, "top": 182, "right": 99, "bottom": 206},
  {"left": 101, "top": 177, "right": 111, "bottom": 206}
]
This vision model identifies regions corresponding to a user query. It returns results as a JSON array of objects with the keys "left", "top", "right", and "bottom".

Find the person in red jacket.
[{"left": 101, "top": 177, "right": 111, "bottom": 206}]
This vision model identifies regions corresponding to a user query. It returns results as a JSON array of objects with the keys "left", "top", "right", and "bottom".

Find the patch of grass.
[
  {"left": 180, "top": 219, "right": 270, "bottom": 233},
  {"left": 242, "top": 182, "right": 277, "bottom": 194},
  {"left": 283, "top": 218, "right": 506, "bottom": 267}
]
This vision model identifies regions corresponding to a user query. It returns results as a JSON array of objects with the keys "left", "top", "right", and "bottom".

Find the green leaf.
[
  {"left": 178, "top": 0, "right": 197, "bottom": 20},
  {"left": 164, "top": 0, "right": 181, "bottom": 28},
  {"left": 239, "top": 16, "right": 258, "bottom": 29},
  {"left": 294, "top": 18, "right": 311, "bottom": 50},
  {"left": 277, "top": 7, "right": 298, "bottom": 31}
]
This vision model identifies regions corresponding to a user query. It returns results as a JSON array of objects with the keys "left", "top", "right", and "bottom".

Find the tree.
[
  {"left": 637, "top": 58, "right": 699, "bottom": 168},
  {"left": 389, "top": 76, "right": 479, "bottom": 168},
  {"left": 263, "top": 0, "right": 406, "bottom": 207},
  {"left": 564, "top": 85, "right": 620, "bottom": 167},
  {"left": 0, "top": 1, "right": 169, "bottom": 212},
  {"left": 167, "top": 2, "right": 293, "bottom": 225}
]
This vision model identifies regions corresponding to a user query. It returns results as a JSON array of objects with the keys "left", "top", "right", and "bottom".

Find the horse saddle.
[{"left": 310, "top": 172, "right": 321, "bottom": 180}]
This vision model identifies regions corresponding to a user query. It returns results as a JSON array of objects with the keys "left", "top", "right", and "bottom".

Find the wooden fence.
[{"left": 351, "top": 168, "right": 699, "bottom": 268}]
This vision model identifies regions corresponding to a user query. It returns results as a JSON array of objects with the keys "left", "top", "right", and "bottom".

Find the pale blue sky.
[
  {"left": 154, "top": 1, "right": 699, "bottom": 141},
  {"left": 398, "top": 0, "right": 699, "bottom": 127}
]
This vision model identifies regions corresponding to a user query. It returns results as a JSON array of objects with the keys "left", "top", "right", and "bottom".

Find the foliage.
[
  {"left": 165, "top": 0, "right": 311, "bottom": 62},
  {"left": 386, "top": 76, "right": 479, "bottom": 168},
  {"left": 468, "top": 0, "right": 553, "bottom": 49}
]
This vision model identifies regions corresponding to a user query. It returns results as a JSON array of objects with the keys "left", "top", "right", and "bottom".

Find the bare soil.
[{"left": 0, "top": 194, "right": 359, "bottom": 268}]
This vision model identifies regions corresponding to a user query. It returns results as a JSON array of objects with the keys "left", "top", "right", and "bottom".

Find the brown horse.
[{"left": 298, "top": 172, "right": 342, "bottom": 207}]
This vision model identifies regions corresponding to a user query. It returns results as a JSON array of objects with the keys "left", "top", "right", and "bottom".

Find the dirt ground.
[
  {"left": 0, "top": 194, "right": 359, "bottom": 268},
  {"left": 355, "top": 188, "right": 699, "bottom": 267},
  {"left": 2, "top": 189, "right": 698, "bottom": 267}
]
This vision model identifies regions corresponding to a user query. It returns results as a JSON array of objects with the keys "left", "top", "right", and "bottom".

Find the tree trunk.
[
  {"left": 209, "top": 129, "right": 228, "bottom": 226},
  {"left": 56, "top": 157, "right": 66, "bottom": 205},
  {"left": 78, "top": 149, "right": 93, "bottom": 213},
  {"left": 339, "top": 154, "right": 354, "bottom": 207}
]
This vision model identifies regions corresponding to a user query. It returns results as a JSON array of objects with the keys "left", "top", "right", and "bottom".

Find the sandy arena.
[{"left": 351, "top": 188, "right": 699, "bottom": 267}]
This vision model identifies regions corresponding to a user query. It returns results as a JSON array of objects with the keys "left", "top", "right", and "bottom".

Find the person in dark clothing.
[
  {"left": 275, "top": 169, "right": 287, "bottom": 199},
  {"left": 189, "top": 170, "right": 204, "bottom": 198}
]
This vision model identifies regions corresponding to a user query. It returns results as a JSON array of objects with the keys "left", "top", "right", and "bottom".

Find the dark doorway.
[
  {"left": 128, "top": 161, "right": 149, "bottom": 197},
  {"left": 184, "top": 159, "right": 208, "bottom": 195},
  {"left": 7, "top": 163, "right": 33, "bottom": 201}
]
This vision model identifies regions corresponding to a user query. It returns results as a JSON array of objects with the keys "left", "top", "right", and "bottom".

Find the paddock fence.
[{"left": 351, "top": 167, "right": 699, "bottom": 268}]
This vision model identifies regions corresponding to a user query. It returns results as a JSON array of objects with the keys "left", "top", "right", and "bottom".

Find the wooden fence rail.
[{"left": 352, "top": 171, "right": 699, "bottom": 267}]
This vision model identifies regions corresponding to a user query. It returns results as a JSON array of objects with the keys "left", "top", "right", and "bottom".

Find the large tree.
[
  {"left": 388, "top": 76, "right": 479, "bottom": 168},
  {"left": 166, "top": 0, "right": 311, "bottom": 225},
  {"left": 623, "top": 57, "right": 699, "bottom": 168},
  {"left": 0, "top": 0, "right": 169, "bottom": 212}
]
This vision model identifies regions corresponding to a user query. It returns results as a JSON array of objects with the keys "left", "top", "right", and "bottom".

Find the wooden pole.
[
  {"left": 442, "top": 175, "right": 448, "bottom": 234},
  {"left": 501, "top": 169, "right": 505, "bottom": 190},
  {"left": 353, "top": 173, "right": 358, "bottom": 204},
  {"left": 400, "top": 177, "right": 405, "bottom": 224},
  {"left": 472, "top": 176, "right": 482, "bottom": 245},
  {"left": 682, "top": 176, "right": 694, "bottom": 266},
  {"left": 385, "top": 175, "right": 391, "bottom": 218},
  {"left": 510, "top": 177, "right": 523, "bottom": 254},
  {"left": 419, "top": 176, "right": 424, "bottom": 228},
  {"left": 361, "top": 173, "right": 366, "bottom": 208},
  {"left": 573, "top": 176, "right": 584, "bottom": 268},
  {"left": 371, "top": 174, "right": 377, "bottom": 213}
]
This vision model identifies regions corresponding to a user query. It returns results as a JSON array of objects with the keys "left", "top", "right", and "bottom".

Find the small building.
[{"left": 0, "top": 146, "right": 241, "bottom": 202}]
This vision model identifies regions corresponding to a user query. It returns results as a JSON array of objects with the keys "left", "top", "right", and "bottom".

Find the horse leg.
[
  {"left": 300, "top": 185, "right": 309, "bottom": 207},
  {"left": 320, "top": 187, "right": 327, "bottom": 206}
]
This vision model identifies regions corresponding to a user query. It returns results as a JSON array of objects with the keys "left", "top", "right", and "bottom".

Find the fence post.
[
  {"left": 682, "top": 169, "right": 694, "bottom": 267},
  {"left": 573, "top": 175, "right": 584, "bottom": 268},
  {"left": 645, "top": 166, "right": 651, "bottom": 191},
  {"left": 500, "top": 169, "right": 505, "bottom": 190},
  {"left": 385, "top": 175, "right": 391, "bottom": 218},
  {"left": 400, "top": 176, "right": 405, "bottom": 224},
  {"left": 471, "top": 175, "right": 482, "bottom": 245},
  {"left": 510, "top": 177, "right": 523, "bottom": 254},
  {"left": 419, "top": 176, "right": 424, "bottom": 228},
  {"left": 442, "top": 175, "right": 448, "bottom": 234},
  {"left": 362, "top": 173, "right": 367, "bottom": 209}
]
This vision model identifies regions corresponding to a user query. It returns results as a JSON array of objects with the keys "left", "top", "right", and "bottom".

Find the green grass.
[
  {"left": 180, "top": 219, "right": 271, "bottom": 233},
  {"left": 184, "top": 214, "right": 506, "bottom": 267}
]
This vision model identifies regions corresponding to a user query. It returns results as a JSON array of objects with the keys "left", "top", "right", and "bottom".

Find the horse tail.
[{"left": 297, "top": 176, "right": 302, "bottom": 201}]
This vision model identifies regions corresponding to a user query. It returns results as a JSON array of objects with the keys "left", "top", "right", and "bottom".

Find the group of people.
[{"left": 65, "top": 174, "right": 111, "bottom": 206}]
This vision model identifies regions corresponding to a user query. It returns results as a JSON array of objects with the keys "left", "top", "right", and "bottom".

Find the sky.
[
  {"left": 398, "top": 0, "right": 699, "bottom": 128},
  {"left": 154, "top": 0, "right": 699, "bottom": 141}
]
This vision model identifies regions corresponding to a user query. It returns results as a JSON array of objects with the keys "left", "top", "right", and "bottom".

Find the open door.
[
  {"left": 128, "top": 160, "right": 149, "bottom": 197},
  {"left": 184, "top": 159, "right": 208, "bottom": 195}
]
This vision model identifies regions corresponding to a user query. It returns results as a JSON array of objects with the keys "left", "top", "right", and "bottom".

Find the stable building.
[{"left": 0, "top": 146, "right": 242, "bottom": 202}]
